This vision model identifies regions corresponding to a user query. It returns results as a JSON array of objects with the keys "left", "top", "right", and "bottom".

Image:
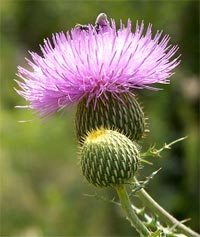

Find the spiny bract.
[
  {"left": 80, "top": 128, "right": 140, "bottom": 187},
  {"left": 76, "top": 92, "right": 147, "bottom": 142}
]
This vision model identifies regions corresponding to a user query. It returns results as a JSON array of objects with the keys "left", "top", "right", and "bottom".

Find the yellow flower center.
[{"left": 86, "top": 128, "right": 107, "bottom": 143}]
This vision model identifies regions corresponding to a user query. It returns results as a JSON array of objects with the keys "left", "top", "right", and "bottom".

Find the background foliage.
[{"left": 1, "top": 0, "right": 199, "bottom": 236}]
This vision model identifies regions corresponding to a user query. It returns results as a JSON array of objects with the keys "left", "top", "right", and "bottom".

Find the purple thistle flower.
[{"left": 15, "top": 13, "right": 180, "bottom": 118}]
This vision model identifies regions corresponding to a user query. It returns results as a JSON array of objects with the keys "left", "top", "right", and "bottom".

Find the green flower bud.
[
  {"left": 80, "top": 128, "right": 140, "bottom": 187},
  {"left": 75, "top": 93, "right": 147, "bottom": 143}
]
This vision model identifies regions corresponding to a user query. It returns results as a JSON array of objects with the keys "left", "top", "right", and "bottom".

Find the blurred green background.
[{"left": 1, "top": 0, "right": 199, "bottom": 236}]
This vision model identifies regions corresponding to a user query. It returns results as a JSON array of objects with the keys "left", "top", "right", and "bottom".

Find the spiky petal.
[{"left": 15, "top": 16, "right": 180, "bottom": 118}]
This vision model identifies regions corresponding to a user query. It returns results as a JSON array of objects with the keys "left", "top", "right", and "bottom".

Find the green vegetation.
[{"left": 1, "top": 0, "right": 199, "bottom": 236}]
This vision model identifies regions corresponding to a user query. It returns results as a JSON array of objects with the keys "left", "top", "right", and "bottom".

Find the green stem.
[
  {"left": 134, "top": 178, "right": 200, "bottom": 237},
  {"left": 115, "top": 184, "right": 150, "bottom": 237}
]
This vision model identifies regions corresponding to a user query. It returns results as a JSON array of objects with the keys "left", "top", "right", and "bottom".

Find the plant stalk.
[
  {"left": 134, "top": 177, "right": 200, "bottom": 237},
  {"left": 115, "top": 184, "right": 150, "bottom": 237}
]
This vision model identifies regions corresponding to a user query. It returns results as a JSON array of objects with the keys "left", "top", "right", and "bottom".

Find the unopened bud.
[{"left": 80, "top": 128, "right": 140, "bottom": 187}]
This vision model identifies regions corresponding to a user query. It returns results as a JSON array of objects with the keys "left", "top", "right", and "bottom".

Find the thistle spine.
[
  {"left": 75, "top": 93, "right": 147, "bottom": 143},
  {"left": 80, "top": 128, "right": 140, "bottom": 187}
]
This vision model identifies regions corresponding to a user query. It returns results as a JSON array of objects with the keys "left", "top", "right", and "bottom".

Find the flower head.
[
  {"left": 80, "top": 128, "right": 140, "bottom": 187},
  {"left": 15, "top": 13, "right": 180, "bottom": 118}
]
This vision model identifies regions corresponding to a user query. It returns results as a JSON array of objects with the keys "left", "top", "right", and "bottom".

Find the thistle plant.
[{"left": 15, "top": 13, "right": 199, "bottom": 237}]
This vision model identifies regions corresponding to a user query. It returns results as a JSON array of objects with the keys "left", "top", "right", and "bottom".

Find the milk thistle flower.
[{"left": 15, "top": 13, "right": 180, "bottom": 118}]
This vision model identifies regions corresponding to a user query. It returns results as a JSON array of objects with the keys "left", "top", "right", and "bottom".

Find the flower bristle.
[{"left": 15, "top": 15, "right": 180, "bottom": 118}]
